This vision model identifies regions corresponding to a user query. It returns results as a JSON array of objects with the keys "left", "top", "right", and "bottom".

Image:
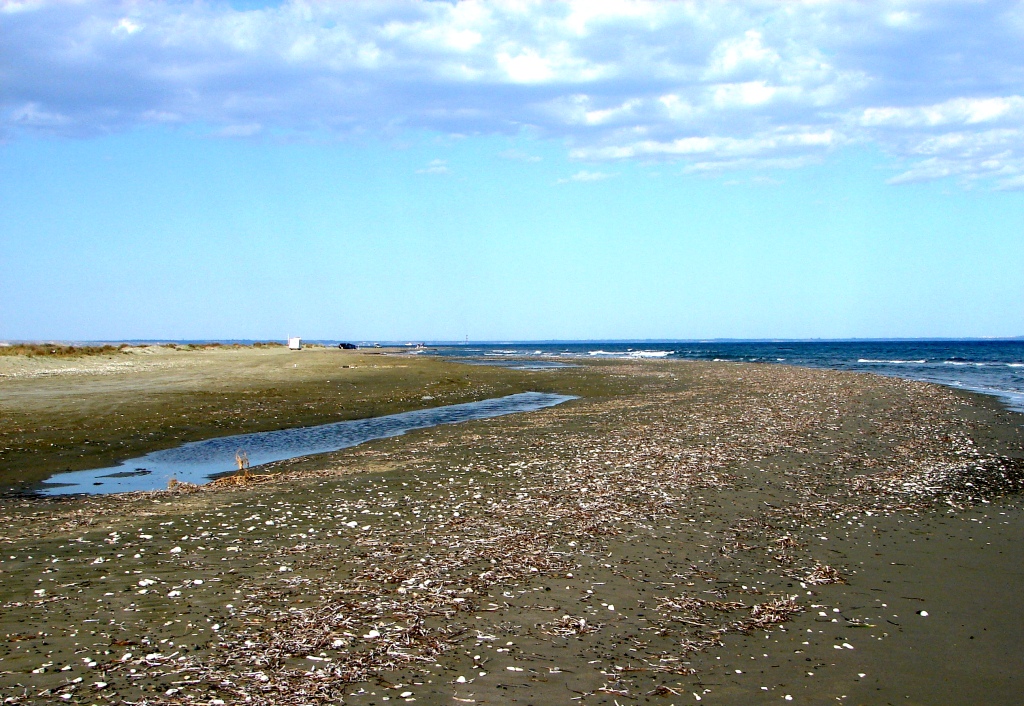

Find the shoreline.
[
  {"left": 1, "top": 351, "right": 1022, "bottom": 704},
  {"left": 3, "top": 342, "right": 1019, "bottom": 495},
  {"left": 34, "top": 392, "right": 577, "bottom": 496},
  {"left": 428, "top": 340, "right": 1024, "bottom": 418},
  {"left": 0, "top": 346, "right": 581, "bottom": 491}
]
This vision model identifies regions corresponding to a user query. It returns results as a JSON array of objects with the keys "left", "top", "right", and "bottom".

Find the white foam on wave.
[
  {"left": 588, "top": 349, "right": 672, "bottom": 359},
  {"left": 950, "top": 384, "right": 1024, "bottom": 415},
  {"left": 941, "top": 360, "right": 1024, "bottom": 368},
  {"left": 857, "top": 359, "right": 927, "bottom": 364}
]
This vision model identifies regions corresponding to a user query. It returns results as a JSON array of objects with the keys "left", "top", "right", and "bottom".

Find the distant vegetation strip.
[
  {"left": 0, "top": 341, "right": 287, "bottom": 357},
  {"left": 0, "top": 343, "right": 127, "bottom": 357}
]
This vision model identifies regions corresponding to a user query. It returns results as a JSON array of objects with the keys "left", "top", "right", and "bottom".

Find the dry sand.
[{"left": 0, "top": 350, "right": 1022, "bottom": 705}]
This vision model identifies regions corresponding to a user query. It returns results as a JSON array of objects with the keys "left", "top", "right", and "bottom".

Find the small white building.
[{"left": 288, "top": 337, "right": 302, "bottom": 350}]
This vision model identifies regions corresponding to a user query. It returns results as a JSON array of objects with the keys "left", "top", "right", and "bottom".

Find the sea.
[
  {"left": 385, "top": 340, "right": 1024, "bottom": 416},
  {"left": 121, "top": 338, "right": 1024, "bottom": 417}
]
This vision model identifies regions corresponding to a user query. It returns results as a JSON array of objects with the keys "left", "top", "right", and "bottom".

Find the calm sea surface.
[{"left": 411, "top": 340, "right": 1024, "bottom": 416}]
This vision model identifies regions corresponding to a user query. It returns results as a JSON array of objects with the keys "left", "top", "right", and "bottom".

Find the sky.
[{"left": 2, "top": 0, "right": 1023, "bottom": 342}]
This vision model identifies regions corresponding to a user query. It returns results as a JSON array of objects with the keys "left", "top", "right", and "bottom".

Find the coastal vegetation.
[{"left": 0, "top": 343, "right": 127, "bottom": 357}]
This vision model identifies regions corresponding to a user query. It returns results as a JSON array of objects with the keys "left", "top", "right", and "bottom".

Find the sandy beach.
[{"left": 1, "top": 347, "right": 1022, "bottom": 705}]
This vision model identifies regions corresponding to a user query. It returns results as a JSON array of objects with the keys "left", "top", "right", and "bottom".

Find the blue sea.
[
  {"left": 397, "top": 340, "right": 1024, "bottom": 416},
  {"left": 121, "top": 338, "right": 1024, "bottom": 416}
]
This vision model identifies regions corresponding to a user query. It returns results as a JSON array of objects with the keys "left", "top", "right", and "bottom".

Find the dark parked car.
[{"left": 338, "top": 342, "right": 358, "bottom": 350}]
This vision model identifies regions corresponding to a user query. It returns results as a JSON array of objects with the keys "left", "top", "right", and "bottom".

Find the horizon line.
[{"left": 4, "top": 336, "right": 1023, "bottom": 346}]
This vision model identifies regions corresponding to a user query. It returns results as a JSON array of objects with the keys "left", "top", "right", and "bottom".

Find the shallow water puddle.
[{"left": 38, "top": 392, "right": 575, "bottom": 495}]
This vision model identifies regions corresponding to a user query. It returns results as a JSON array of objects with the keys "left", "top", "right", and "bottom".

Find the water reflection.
[{"left": 39, "top": 392, "right": 575, "bottom": 495}]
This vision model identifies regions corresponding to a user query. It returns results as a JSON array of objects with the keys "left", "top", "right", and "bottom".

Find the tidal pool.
[{"left": 38, "top": 392, "right": 575, "bottom": 495}]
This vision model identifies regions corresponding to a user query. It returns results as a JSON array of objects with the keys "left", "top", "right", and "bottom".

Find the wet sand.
[
  {"left": 0, "top": 351, "right": 1022, "bottom": 705},
  {"left": 0, "top": 345, "right": 573, "bottom": 489}
]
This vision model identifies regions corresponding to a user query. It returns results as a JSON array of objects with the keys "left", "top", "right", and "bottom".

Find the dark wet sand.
[
  {"left": 0, "top": 345, "right": 576, "bottom": 489},
  {"left": 0, "top": 352, "right": 1022, "bottom": 705}
]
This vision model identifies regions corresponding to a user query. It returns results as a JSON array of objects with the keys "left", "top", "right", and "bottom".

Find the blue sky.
[{"left": 2, "top": 0, "right": 1023, "bottom": 341}]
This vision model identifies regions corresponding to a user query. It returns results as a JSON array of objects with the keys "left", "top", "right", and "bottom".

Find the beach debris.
[
  {"left": 647, "top": 685, "right": 682, "bottom": 696},
  {"left": 3, "top": 358, "right": 1020, "bottom": 704},
  {"left": 540, "top": 615, "right": 602, "bottom": 638},
  {"left": 803, "top": 564, "right": 844, "bottom": 585},
  {"left": 166, "top": 477, "right": 199, "bottom": 493}
]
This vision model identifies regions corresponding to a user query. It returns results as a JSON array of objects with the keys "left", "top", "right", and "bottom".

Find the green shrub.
[{"left": 0, "top": 343, "right": 125, "bottom": 358}]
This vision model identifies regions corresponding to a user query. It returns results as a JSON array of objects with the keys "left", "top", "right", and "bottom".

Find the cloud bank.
[{"left": 4, "top": 0, "right": 1024, "bottom": 187}]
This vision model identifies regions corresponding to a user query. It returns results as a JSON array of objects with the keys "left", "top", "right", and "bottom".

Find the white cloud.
[
  {"left": 558, "top": 169, "right": 614, "bottom": 183},
  {"left": 416, "top": 159, "right": 449, "bottom": 175},
  {"left": 3, "top": 0, "right": 1024, "bottom": 187},
  {"left": 215, "top": 123, "right": 263, "bottom": 138},
  {"left": 498, "top": 148, "right": 541, "bottom": 162},
  {"left": 705, "top": 30, "right": 779, "bottom": 80},
  {"left": 10, "top": 102, "right": 69, "bottom": 128},
  {"left": 860, "top": 97, "right": 1024, "bottom": 128},
  {"left": 113, "top": 17, "right": 141, "bottom": 35},
  {"left": 994, "top": 174, "right": 1024, "bottom": 191}
]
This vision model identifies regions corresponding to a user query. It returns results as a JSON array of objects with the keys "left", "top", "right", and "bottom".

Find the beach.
[{"left": 1, "top": 347, "right": 1022, "bottom": 705}]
